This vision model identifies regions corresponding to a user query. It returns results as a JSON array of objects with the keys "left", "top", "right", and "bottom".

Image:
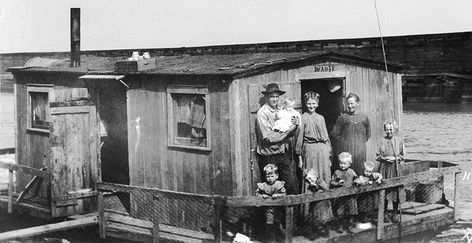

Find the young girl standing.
[
  {"left": 376, "top": 120, "right": 405, "bottom": 222},
  {"left": 295, "top": 91, "right": 332, "bottom": 185}
]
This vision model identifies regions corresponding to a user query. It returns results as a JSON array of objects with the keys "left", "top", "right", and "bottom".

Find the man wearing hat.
[{"left": 256, "top": 83, "right": 299, "bottom": 194}]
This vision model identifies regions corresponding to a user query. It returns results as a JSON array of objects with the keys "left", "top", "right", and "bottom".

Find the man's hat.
[{"left": 261, "top": 83, "right": 286, "bottom": 95}]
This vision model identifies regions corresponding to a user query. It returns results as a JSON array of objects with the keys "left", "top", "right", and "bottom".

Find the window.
[
  {"left": 167, "top": 86, "right": 210, "bottom": 150},
  {"left": 27, "top": 85, "right": 52, "bottom": 132}
]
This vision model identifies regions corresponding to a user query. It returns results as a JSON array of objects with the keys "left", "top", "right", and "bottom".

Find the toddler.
[
  {"left": 256, "top": 164, "right": 286, "bottom": 242},
  {"left": 273, "top": 97, "right": 301, "bottom": 132},
  {"left": 303, "top": 168, "right": 333, "bottom": 240},
  {"left": 355, "top": 161, "right": 383, "bottom": 223},
  {"left": 330, "top": 152, "right": 358, "bottom": 233},
  {"left": 354, "top": 161, "right": 383, "bottom": 185}
]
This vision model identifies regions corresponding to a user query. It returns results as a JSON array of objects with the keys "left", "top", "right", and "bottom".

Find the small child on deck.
[
  {"left": 273, "top": 97, "right": 301, "bottom": 132},
  {"left": 256, "top": 164, "right": 286, "bottom": 242},
  {"left": 330, "top": 152, "right": 358, "bottom": 233},
  {"left": 303, "top": 168, "right": 333, "bottom": 240},
  {"left": 355, "top": 161, "right": 383, "bottom": 223}
]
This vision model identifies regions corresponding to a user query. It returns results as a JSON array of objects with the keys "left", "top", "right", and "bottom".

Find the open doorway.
[{"left": 301, "top": 78, "right": 345, "bottom": 133}]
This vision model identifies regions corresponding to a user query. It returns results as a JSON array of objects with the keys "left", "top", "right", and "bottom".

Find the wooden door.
[
  {"left": 247, "top": 81, "right": 302, "bottom": 193},
  {"left": 49, "top": 104, "right": 99, "bottom": 217}
]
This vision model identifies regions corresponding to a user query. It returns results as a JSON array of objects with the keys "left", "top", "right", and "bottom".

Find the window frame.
[
  {"left": 166, "top": 85, "right": 211, "bottom": 151},
  {"left": 26, "top": 84, "right": 52, "bottom": 134}
]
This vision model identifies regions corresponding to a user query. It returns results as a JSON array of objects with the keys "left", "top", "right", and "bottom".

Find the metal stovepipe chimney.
[{"left": 70, "top": 8, "right": 80, "bottom": 67}]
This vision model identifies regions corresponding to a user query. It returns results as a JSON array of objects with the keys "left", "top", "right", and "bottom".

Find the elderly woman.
[{"left": 331, "top": 93, "right": 371, "bottom": 175}]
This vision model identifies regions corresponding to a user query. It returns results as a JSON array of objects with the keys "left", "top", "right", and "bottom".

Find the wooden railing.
[
  {"left": 0, "top": 162, "right": 51, "bottom": 214},
  {"left": 96, "top": 164, "right": 460, "bottom": 243},
  {"left": 96, "top": 182, "right": 222, "bottom": 243}
]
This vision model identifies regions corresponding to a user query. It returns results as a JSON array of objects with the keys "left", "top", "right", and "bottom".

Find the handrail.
[
  {"left": 95, "top": 165, "right": 460, "bottom": 243},
  {"left": 96, "top": 166, "right": 459, "bottom": 208},
  {"left": 97, "top": 182, "right": 214, "bottom": 201},
  {"left": 0, "top": 162, "right": 50, "bottom": 178},
  {"left": 226, "top": 166, "right": 460, "bottom": 207}
]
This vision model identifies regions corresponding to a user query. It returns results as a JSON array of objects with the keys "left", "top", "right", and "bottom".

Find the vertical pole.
[
  {"left": 152, "top": 195, "right": 160, "bottom": 243},
  {"left": 70, "top": 8, "right": 81, "bottom": 67},
  {"left": 453, "top": 171, "right": 460, "bottom": 221},
  {"left": 213, "top": 197, "right": 222, "bottom": 243},
  {"left": 377, "top": 189, "right": 385, "bottom": 240},
  {"left": 8, "top": 169, "right": 13, "bottom": 213},
  {"left": 97, "top": 190, "right": 106, "bottom": 239},
  {"left": 284, "top": 206, "right": 293, "bottom": 243}
]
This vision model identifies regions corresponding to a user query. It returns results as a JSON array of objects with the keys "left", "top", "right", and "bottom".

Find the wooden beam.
[
  {"left": 212, "top": 197, "right": 223, "bottom": 243},
  {"left": 104, "top": 212, "right": 214, "bottom": 240},
  {"left": 0, "top": 147, "right": 15, "bottom": 155},
  {"left": 0, "top": 216, "right": 98, "bottom": 241},
  {"left": 453, "top": 171, "right": 461, "bottom": 221},
  {"left": 8, "top": 169, "right": 13, "bottom": 213},
  {"left": 377, "top": 189, "right": 385, "bottom": 240},
  {"left": 0, "top": 162, "right": 50, "bottom": 178},
  {"left": 98, "top": 192, "right": 106, "bottom": 239},
  {"left": 152, "top": 195, "right": 160, "bottom": 243},
  {"left": 227, "top": 169, "right": 458, "bottom": 207},
  {"left": 97, "top": 182, "right": 214, "bottom": 201},
  {"left": 284, "top": 206, "right": 293, "bottom": 243},
  {"left": 52, "top": 190, "right": 98, "bottom": 202}
]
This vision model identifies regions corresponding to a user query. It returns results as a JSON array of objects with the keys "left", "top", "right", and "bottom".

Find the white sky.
[{"left": 1, "top": 0, "right": 472, "bottom": 53}]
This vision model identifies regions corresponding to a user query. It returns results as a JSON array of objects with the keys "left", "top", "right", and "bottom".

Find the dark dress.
[
  {"left": 331, "top": 112, "right": 370, "bottom": 175},
  {"left": 376, "top": 136, "right": 405, "bottom": 201}
]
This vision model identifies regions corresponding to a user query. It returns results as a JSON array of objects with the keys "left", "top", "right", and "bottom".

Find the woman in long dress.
[
  {"left": 295, "top": 91, "right": 332, "bottom": 184},
  {"left": 295, "top": 91, "right": 333, "bottom": 233},
  {"left": 331, "top": 93, "right": 370, "bottom": 175}
]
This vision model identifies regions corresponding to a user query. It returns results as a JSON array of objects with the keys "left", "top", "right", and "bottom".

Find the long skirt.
[{"left": 302, "top": 142, "right": 331, "bottom": 184}]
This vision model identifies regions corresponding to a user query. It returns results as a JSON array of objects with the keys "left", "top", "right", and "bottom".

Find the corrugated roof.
[{"left": 7, "top": 51, "right": 405, "bottom": 77}]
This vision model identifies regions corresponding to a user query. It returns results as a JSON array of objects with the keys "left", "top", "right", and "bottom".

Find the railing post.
[
  {"left": 377, "top": 189, "right": 385, "bottom": 240},
  {"left": 284, "top": 206, "right": 293, "bottom": 243},
  {"left": 8, "top": 169, "right": 13, "bottom": 213},
  {"left": 152, "top": 195, "right": 160, "bottom": 243},
  {"left": 213, "top": 196, "right": 223, "bottom": 243},
  {"left": 453, "top": 171, "right": 461, "bottom": 221},
  {"left": 97, "top": 188, "right": 106, "bottom": 239}
]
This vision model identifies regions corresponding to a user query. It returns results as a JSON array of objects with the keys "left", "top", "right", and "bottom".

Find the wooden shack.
[{"left": 6, "top": 52, "right": 403, "bottom": 219}]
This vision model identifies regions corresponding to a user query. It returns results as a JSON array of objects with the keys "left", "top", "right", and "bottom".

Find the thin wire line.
[{"left": 374, "top": 0, "right": 389, "bottom": 77}]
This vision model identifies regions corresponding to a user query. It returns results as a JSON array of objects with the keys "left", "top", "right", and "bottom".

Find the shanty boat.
[{"left": 1, "top": 51, "right": 461, "bottom": 242}]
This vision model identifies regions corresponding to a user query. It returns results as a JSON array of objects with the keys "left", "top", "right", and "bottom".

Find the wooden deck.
[{"left": 291, "top": 205, "right": 453, "bottom": 243}]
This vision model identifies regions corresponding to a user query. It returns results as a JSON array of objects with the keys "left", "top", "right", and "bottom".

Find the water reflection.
[{"left": 403, "top": 102, "right": 472, "bottom": 242}]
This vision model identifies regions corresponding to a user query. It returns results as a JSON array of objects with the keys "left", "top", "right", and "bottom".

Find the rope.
[
  {"left": 373, "top": 2, "right": 402, "bottom": 242},
  {"left": 373, "top": 0, "right": 390, "bottom": 77}
]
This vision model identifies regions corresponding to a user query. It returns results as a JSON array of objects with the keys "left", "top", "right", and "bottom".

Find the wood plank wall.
[
  {"left": 344, "top": 65, "right": 402, "bottom": 164},
  {"left": 14, "top": 72, "right": 100, "bottom": 217},
  {"left": 231, "top": 69, "right": 301, "bottom": 196},
  {"left": 230, "top": 63, "right": 402, "bottom": 195},
  {"left": 126, "top": 76, "right": 232, "bottom": 196}
]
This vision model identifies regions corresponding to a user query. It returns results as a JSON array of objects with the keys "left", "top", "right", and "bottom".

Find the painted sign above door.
[
  {"left": 298, "top": 63, "right": 346, "bottom": 80},
  {"left": 313, "top": 64, "right": 344, "bottom": 73}
]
